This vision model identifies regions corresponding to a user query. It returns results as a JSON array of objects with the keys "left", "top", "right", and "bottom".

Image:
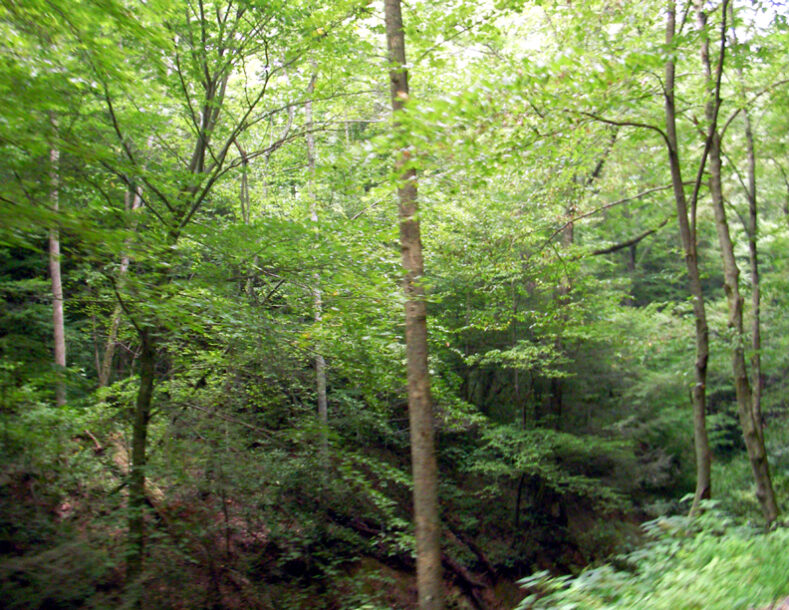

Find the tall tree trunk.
[
  {"left": 696, "top": 0, "right": 778, "bottom": 524},
  {"left": 125, "top": 82, "right": 224, "bottom": 584},
  {"left": 48, "top": 144, "right": 67, "bottom": 407},
  {"left": 126, "top": 328, "right": 156, "bottom": 586},
  {"left": 728, "top": 1, "right": 765, "bottom": 444},
  {"left": 99, "top": 187, "right": 143, "bottom": 388},
  {"left": 774, "top": 161, "right": 789, "bottom": 226},
  {"left": 708, "top": 129, "right": 778, "bottom": 523},
  {"left": 546, "top": 206, "right": 574, "bottom": 430},
  {"left": 234, "top": 140, "right": 258, "bottom": 298},
  {"left": 306, "top": 71, "right": 330, "bottom": 468},
  {"left": 664, "top": 0, "right": 712, "bottom": 515},
  {"left": 743, "top": 108, "right": 764, "bottom": 441},
  {"left": 622, "top": 205, "right": 637, "bottom": 304},
  {"left": 384, "top": 1, "right": 443, "bottom": 607}
]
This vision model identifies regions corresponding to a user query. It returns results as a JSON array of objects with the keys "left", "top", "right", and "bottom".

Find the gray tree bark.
[
  {"left": 306, "top": 71, "right": 329, "bottom": 468},
  {"left": 48, "top": 143, "right": 67, "bottom": 407}
]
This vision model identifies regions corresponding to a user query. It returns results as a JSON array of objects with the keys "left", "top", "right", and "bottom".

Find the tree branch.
[
  {"left": 591, "top": 216, "right": 671, "bottom": 256},
  {"left": 688, "top": 0, "right": 729, "bottom": 242},
  {"left": 576, "top": 111, "right": 670, "bottom": 148},
  {"left": 539, "top": 182, "right": 682, "bottom": 251}
]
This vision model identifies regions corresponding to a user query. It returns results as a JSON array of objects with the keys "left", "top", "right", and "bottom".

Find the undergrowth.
[{"left": 517, "top": 504, "right": 789, "bottom": 610}]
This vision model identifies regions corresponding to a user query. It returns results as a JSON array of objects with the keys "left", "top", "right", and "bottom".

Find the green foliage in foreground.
[{"left": 518, "top": 506, "right": 789, "bottom": 610}]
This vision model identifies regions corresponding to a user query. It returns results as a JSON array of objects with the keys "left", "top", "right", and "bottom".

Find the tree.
[
  {"left": 98, "top": 183, "right": 143, "bottom": 388},
  {"left": 384, "top": 0, "right": 443, "bottom": 606},
  {"left": 305, "top": 70, "right": 330, "bottom": 469},
  {"left": 60, "top": 0, "right": 347, "bottom": 584},
  {"left": 48, "top": 139, "right": 66, "bottom": 406},
  {"left": 663, "top": 0, "right": 712, "bottom": 514},
  {"left": 3, "top": 0, "right": 789, "bottom": 606},
  {"left": 694, "top": 0, "right": 778, "bottom": 523}
]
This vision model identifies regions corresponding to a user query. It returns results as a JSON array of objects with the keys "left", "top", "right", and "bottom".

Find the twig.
[{"left": 82, "top": 429, "right": 104, "bottom": 453}]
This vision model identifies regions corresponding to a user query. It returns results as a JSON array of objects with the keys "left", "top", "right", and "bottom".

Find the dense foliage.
[
  {"left": 519, "top": 501, "right": 789, "bottom": 610},
  {"left": 1, "top": 0, "right": 788, "bottom": 607}
]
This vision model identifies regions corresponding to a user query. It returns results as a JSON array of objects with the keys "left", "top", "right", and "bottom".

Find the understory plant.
[{"left": 517, "top": 503, "right": 789, "bottom": 610}]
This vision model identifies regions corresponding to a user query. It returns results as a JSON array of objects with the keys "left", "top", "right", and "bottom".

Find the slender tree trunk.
[
  {"left": 514, "top": 473, "right": 526, "bottom": 528},
  {"left": 384, "top": 1, "right": 442, "bottom": 607},
  {"left": 99, "top": 187, "right": 143, "bottom": 388},
  {"left": 708, "top": 132, "right": 777, "bottom": 522},
  {"left": 116, "top": 18, "right": 262, "bottom": 587},
  {"left": 728, "top": 2, "right": 765, "bottom": 443},
  {"left": 127, "top": 328, "right": 156, "bottom": 586},
  {"left": 548, "top": 206, "right": 575, "bottom": 430},
  {"left": 306, "top": 72, "right": 329, "bottom": 468},
  {"left": 239, "top": 150, "right": 250, "bottom": 225},
  {"left": 696, "top": 0, "right": 778, "bottom": 524},
  {"left": 664, "top": 1, "right": 712, "bottom": 514},
  {"left": 233, "top": 141, "right": 258, "bottom": 298},
  {"left": 622, "top": 205, "right": 637, "bottom": 304},
  {"left": 775, "top": 162, "right": 789, "bottom": 226},
  {"left": 100, "top": 310, "right": 122, "bottom": 389},
  {"left": 48, "top": 144, "right": 67, "bottom": 407},
  {"left": 742, "top": 108, "right": 765, "bottom": 441},
  {"left": 125, "top": 86, "right": 223, "bottom": 584}
]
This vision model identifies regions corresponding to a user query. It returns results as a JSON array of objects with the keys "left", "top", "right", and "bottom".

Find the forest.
[{"left": 1, "top": 0, "right": 789, "bottom": 608}]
